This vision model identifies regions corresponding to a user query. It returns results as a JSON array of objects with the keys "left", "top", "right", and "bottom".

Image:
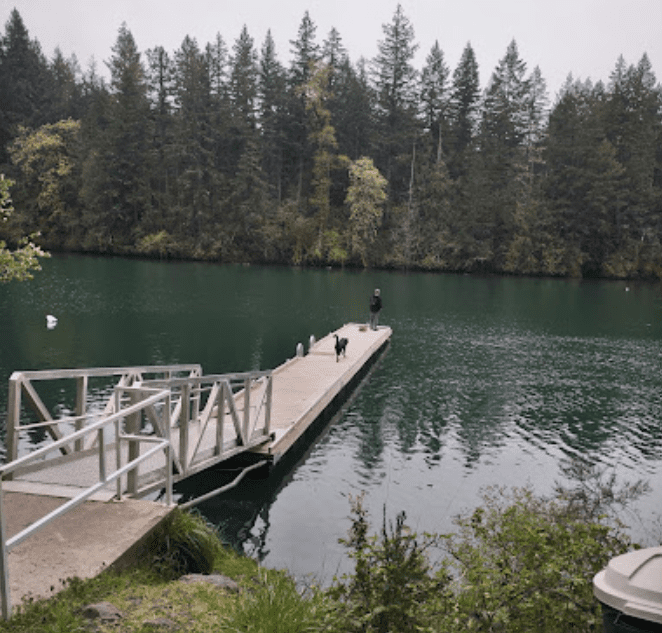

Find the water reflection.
[{"left": 1, "top": 255, "right": 660, "bottom": 578}]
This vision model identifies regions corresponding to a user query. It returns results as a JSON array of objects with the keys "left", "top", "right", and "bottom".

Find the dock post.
[
  {"left": 243, "top": 377, "right": 251, "bottom": 444},
  {"left": 265, "top": 373, "right": 272, "bottom": 436},
  {"left": 126, "top": 390, "right": 141, "bottom": 495},
  {"left": 164, "top": 393, "right": 173, "bottom": 506},
  {"left": 75, "top": 375, "right": 88, "bottom": 452},
  {"left": 0, "top": 479, "right": 11, "bottom": 620},
  {"left": 179, "top": 383, "right": 190, "bottom": 474},
  {"left": 6, "top": 375, "right": 21, "bottom": 474}
]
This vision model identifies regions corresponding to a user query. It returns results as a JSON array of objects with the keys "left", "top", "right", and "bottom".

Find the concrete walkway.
[{"left": 5, "top": 492, "right": 172, "bottom": 607}]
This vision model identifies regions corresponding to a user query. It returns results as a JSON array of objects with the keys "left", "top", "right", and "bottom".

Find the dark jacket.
[{"left": 369, "top": 294, "right": 382, "bottom": 313}]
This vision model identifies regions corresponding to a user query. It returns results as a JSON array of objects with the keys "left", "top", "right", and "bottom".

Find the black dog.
[{"left": 334, "top": 334, "right": 348, "bottom": 362}]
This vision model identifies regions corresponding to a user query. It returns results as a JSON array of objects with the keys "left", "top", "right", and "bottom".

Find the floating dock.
[{"left": 0, "top": 323, "right": 391, "bottom": 615}]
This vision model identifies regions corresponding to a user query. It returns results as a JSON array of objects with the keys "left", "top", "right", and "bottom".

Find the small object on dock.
[
  {"left": 296, "top": 342, "right": 304, "bottom": 357},
  {"left": 309, "top": 335, "right": 316, "bottom": 352},
  {"left": 46, "top": 315, "right": 58, "bottom": 329}
]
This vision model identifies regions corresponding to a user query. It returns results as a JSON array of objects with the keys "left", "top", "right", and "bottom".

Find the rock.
[
  {"left": 142, "top": 617, "right": 178, "bottom": 630},
  {"left": 82, "top": 601, "right": 123, "bottom": 622},
  {"left": 178, "top": 573, "right": 240, "bottom": 592}
]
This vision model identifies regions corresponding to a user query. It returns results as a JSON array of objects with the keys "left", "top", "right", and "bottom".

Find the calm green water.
[{"left": 1, "top": 254, "right": 661, "bottom": 581}]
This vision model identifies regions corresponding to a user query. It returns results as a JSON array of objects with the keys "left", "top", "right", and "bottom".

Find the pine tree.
[
  {"left": 172, "top": 35, "right": 214, "bottom": 241},
  {"left": 447, "top": 42, "right": 480, "bottom": 179},
  {"left": 304, "top": 61, "right": 347, "bottom": 258},
  {"left": 230, "top": 26, "right": 258, "bottom": 132},
  {"left": 420, "top": 41, "right": 450, "bottom": 164},
  {"left": 332, "top": 57, "right": 374, "bottom": 161},
  {"left": 371, "top": 3, "right": 420, "bottom": 201},
  {"left": 0, "top": 9, "right": 52, "bottom": 164},
  {"left": 205, "top": 33, "right": 233, "bottom": 193},
  {"left": 258, "top": 30, "right": 286, "bottom": 201},
  {"left": 289, "top": 11, "right": 320, "bottom": 87},
  {"left": 145, "top": 45, "right": 174, "bottom": 228},
  {"left": 49, "top": 48, "right": 83, "bottom": 122},
  {"left": 81, "top": 23, "right": 151, "bottom": 247},
  {"left": 605, "top": 56, "right": 661, "bottom": 238},
  {"left": 285, "top": 11, "right": 321, "bottom": 207},
  {"left": 477, "top": 40, "right": 544, "bottom": 269},
  {"left": 545, "top": 78, "right": 628, "bottom": 276}
]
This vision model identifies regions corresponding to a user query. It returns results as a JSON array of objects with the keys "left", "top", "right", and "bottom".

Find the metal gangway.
[
  {"left": 4, "top": 364, "right": 273, "bottom": 495},
  {"left": 0, "top": 363, "right": 274, "bottom": 617}
]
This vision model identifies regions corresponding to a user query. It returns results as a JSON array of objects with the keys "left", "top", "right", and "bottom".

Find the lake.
[{"left": 1, "top": 254, "right": 660, "bottom": 583}]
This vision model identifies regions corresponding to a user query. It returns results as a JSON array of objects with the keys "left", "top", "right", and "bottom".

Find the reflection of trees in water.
[{"left": 343, "top": 325, "right": 662, "bottom": 475}]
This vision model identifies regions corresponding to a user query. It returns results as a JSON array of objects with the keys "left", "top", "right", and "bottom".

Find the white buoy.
[{"left": 46, "top": 314, "right": 58, "bottom": 329}]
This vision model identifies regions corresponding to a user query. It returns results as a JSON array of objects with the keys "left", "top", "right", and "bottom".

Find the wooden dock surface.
[
  {"left": 1, "top": 323, "right": 391, "bottom": 608},
  {"left": 261, "top": 322, "right": 391, "bottom": 460}
]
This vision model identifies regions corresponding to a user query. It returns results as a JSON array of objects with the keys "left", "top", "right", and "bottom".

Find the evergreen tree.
[
  {"left": 230, "top": 25, "right": 259, "bottom": 141},
  {"left": 545, "top": 78, "right": 630, "bottom": 276},
  {"left": 304, "top": 61, "right": 347, "bottom": 258},
  {"left": 322, "top": 26, "right": 347, "bottom": 94},
  {"left": 81, "top": 23, "right": 151, "bottom": 248},
  {"left": 171, "top": 35, "right": 214, "bottom": 241},
  {"left": 228, "top": 135, "right": 273, "bottom": 260},
  {"left": 477, "top": 40, "right": 542, "bottom": 268},
  {"left": 289, "top": 11, "right": 320, "bottom": 87},
  {"left": 371, "top": 4, "right": 420, "bottom": 202},
  {"left": 49, "top": 48, "right": 83, "bottom": 122},
  {"left": 145, "top": 45, "right": 174, "bottom": 229},
  {"left": 258, "top": 30, "right": 287, "bottom": 201},
  {"left": 285, "top": 11, "right": 321, "bottom": 206},
  {"left": 604, "top": 55, "right": 662, "bottom": 256},
  {"left": 332, "top": 57, "right": 374, "bottom": 161},
  {"left": 230, "top": 27, "right": 258, "bottom": 127},
  {"left": 447, "top": 42, "right": 480, "bottom": 179},
  {"left": 0, "top": 9, "right": 52, "bottom": 164},
  {"left": 205, "top": 33, "right": 233, "bottom": 195},
  {"left": 420, "top": 41, "right": 450, "bottom": 164}
]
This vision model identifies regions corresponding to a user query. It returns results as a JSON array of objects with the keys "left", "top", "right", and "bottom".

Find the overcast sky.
[{"left": 4, "top": 0, "right": 661, "bottom": 99}]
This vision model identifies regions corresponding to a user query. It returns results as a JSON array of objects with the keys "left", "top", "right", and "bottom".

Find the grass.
[
  {"left": 0, "top": 508, "right": 314, "bottom": 633},
  {"left": 0, "top": 474, "right": 649, "bottom": 632}
]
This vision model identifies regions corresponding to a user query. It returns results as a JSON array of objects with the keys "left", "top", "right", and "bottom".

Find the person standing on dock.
[{"left": 369, "top": 288, "right": 382, "bottom": 330}]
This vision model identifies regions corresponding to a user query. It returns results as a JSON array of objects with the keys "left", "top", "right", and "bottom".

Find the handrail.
[
  {"left": 6, "top": 364, "right": 201, "bottom": 462},
  {"left": 0, "top": 387, "right": 174, "bottom": 620},
  {"left": 0, "top": 389, "right": 168, "bottom": 477}
]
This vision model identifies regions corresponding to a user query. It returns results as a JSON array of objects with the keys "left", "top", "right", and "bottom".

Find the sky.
[{"left": 3, "top": 0, "right": 661, "bottom": 99}]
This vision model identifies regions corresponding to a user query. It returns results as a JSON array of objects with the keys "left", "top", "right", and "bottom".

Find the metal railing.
[
  {"left": 5, "top": 364, "right": 202, "bottom": 466},
  {"left": 141, "top": 370, "right": 273, "bottom": 480},
  {"left": 0, "top": 386, "right": 174, "bottom": 620}
]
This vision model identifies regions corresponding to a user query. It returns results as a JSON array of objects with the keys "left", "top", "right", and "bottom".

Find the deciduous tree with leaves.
[
  {"left": 0, "top": 175, "right": 47, "bottom": 282},
  {"left": 346, "top": 156, "right": 387, "bottom": 266}
]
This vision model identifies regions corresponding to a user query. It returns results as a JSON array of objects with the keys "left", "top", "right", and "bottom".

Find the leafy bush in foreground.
[{"left": 323, "top": 464, "right": 646, "bottom": 633}]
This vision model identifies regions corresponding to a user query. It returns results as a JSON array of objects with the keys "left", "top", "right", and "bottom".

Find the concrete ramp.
[{"left": 5, "top": 492, "right": 172, "bottom": 607}]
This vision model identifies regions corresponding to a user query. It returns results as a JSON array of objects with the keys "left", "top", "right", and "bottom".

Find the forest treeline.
[{"left": 1, "top": 6, "right": 661, "bottom": 278}]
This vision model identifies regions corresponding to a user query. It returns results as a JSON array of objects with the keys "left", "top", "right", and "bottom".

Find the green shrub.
[
  {"left": 439, "top": 485, "right": 633, "bottom": 632},
  {"left": 324, "top": 493, "right": 450, "bottom": 633}
]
